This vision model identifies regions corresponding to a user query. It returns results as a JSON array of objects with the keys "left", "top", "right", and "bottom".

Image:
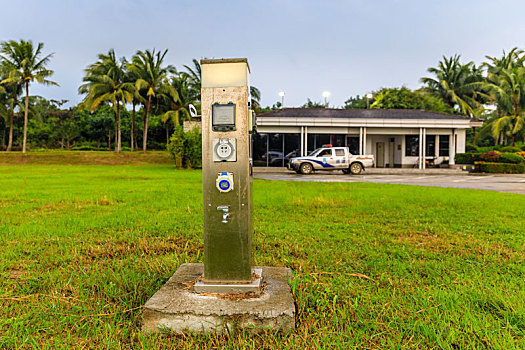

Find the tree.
[
  {"left": 165, "top": 72, "right": 200, "bottom": 126},
  {"left": 79, "top": 49, "right": 133, "bottom": 152},
  {"left": 370, "top": 87, "right": 452, "bottom": 113},
  {"left": 421, "top": 54, "right": 483, "bottom": 117},
  {"left": 0, "top": 67, "right": 22, "bottom": 151},
  {"left": 344, "top": 95, "right": 369, "bottom": 109},
  {"left": 128, "top": 49, "right": 178, "bottom": 152},
  {"left": 183, "top": 58, "right": 201, "bottom": 93},
  {"left": 482, "top": 67, "right": 525, "bottom": 146},
  {"left": 0, "top": 40, "right": 58, "bottom": 152},
  {"left": 484, "top": 47, "right": 525, "bottom": 74},
  {"left": 250, "top": 86, "right": 261, "bottom": 111},
  {"left": 301, "top": 98, "right": 325, "bottom": 108}
]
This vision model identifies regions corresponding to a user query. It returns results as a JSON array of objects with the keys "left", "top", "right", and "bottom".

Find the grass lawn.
[{"left": 0, "top": 164, "right": 524, "bottom": 348}]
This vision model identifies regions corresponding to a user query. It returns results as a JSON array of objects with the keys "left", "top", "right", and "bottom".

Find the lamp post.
[
  {"left": 278, "top": 91, "right": 285, "bottom": 108},
  {"left": 322, "top": 91, "right": 330, "bottom": 107},
  {"left": 366, "top": 93, "right": 373, "bottom": 109}
]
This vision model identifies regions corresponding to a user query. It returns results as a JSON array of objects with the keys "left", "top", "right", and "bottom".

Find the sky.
[{"left": 2, "top": 0, "right": 525, "bottom": 108}]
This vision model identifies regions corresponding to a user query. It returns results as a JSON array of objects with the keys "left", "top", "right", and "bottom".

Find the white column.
[
  {"left": 449, "top": 129, "right": 456, "bottom": 165},
  {"left": 359, "top": 127, "right": 363, "bottom": 154},
  {"left": 418, "top": 128, "right": 423, "bottom": 169},
  {"left": 304, "top": 126, "right": 308, "bottom": 156},
  {"left": 435, "top": 135, "right": 440, "bottom": 158},
  {"left": 300, "top": 126, "right": 304, "bottom": 157},
  {"left": 422, "top": 128, "right": 426, "bottom": 169},
  {"left": 363, "top": 127, "right": 367, "bottom": 154}
]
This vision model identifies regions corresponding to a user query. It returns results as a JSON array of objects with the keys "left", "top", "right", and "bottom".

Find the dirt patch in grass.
[
  {"left": 0, "top": 151, "right": 173, "bottom": 166},
  {"left": 395, "top": 231, "right": 523, "bottom": 260},
  {"left": 82, "top": 237, "right": 202, "bottom": 261}
]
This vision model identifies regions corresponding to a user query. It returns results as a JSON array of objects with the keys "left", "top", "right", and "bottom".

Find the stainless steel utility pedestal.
[{"left": 142, "top": 58, "right": 295, "bottom": 334}]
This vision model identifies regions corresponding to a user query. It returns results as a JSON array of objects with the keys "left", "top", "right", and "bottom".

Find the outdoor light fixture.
[
  {"left": 366, "top": 93, "right": 373, "bottom": 109},
  {"left": 278, "top": 91, "right": 285, "bottom": 108},
  {"left": 322, "top": 91, "right": 330, "bottom": 107}
]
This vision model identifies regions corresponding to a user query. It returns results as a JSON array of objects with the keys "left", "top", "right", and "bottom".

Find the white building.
[{"left": 253, "top": 108, "right": 482, "bottom": 168}]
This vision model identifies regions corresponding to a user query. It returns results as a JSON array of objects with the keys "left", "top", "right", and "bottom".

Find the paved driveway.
[{"left": 254, "top": 171, "right": 525, "bottom": 194}]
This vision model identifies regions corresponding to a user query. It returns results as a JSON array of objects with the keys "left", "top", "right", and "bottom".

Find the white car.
[{"left": 288, "top": 146, "right": 374, "bottom": 175}]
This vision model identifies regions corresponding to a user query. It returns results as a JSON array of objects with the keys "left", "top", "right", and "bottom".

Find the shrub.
[
  {"left": 477, "top": 162, "right": 525, "bottom": 174},
  {"left": 71, "top": 146, "right": 98, "bottom": 151},
  {"left": 479, "top": 151, "right": 501, "bottom": 162},
  {"left": 516, "top": 151, "right": 525, "bottom": 160},
  {"left": 499, "top": 153, "right": 525, "bottom": 164},
  {"left": 465, "top": 144, "right": 478, "bottom": 153},
  {"left": 167, "top": 126, "right": 202, "bottom": 169},
  {"left": 455, "top": 153, "right": 482, "bottom": 164},
  {"left": 499, "top": 146, "right": 522, "bottom": 153}
]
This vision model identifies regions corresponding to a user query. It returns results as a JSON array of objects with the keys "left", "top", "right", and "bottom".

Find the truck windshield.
[{"left": 308, "top": 148, "right": 323, "bottom": 156}]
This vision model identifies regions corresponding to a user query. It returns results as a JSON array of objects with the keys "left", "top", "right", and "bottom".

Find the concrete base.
[
  {"left": 142, "top": 263, "right": 295, "bottom": 334},
  {"left": 194, "top": 268, "right": 263, "bottom": 295}
]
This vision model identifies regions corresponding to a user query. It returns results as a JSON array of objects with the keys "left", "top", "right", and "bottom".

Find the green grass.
[{"left": 0, "top": 165, "right": 524, "bottom": 349}]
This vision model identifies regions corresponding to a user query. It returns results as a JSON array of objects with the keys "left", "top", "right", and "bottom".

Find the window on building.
[
  {"left": 405, "top": 135, "right": 419, "bottom": 156},
  {"left": 284, "top": 134, "right": 300, "bottom": 165},
  {"left": 426, "top": 135, "right": 435, "bottom": 156},
  {"left": 347, "top": 137, "right": 359, "bottom": 154},
  {"left": 332, "top": 134, "right": 346, "bottom": 147},
  {"left": 439, "top": 135, "right": 450, "bottom": 156},
  {"left": 267, "top": 133, "right": 283, "bottom": 167},
  {"left": 252, "top": 133, "right": 268, "bottom": 166}
]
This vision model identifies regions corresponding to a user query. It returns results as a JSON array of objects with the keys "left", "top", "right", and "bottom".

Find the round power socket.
[{"left": 216, "top": 143, "right": 232, "bottom": 159}]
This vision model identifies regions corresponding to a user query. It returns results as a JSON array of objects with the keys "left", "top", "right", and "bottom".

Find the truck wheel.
[
  {"left": 300, "top": 163, "right": 313, "bottom": 175},
  {"left": 350, "top": 163, "right": 363, "bottom": 175}
]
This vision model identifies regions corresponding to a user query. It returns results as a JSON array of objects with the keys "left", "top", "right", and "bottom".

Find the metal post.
[{"left": 200, "top": 58, "right": 252, "bottom": 282}]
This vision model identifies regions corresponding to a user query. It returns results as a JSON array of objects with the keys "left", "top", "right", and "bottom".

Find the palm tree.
[
  {"left": 250, "top": 86, "right": 261, "bottom": 111},
  {"left": 421, "top": 54, "right": 483, "bottom": 117},
  {"left": 124, "top": 67, "right": 145, "bottom": 151},
  {"left": 128, "top": 49, "right": 178, "bottom": 152},
  {"left": 0, "top": 40, "right": 58, "bottom": 153},
  {"left": 481, "top": 66, "right": 525, "bottom": 146},
  {"left": 184, "top": 58, "right": 202, "bottom": 93},
  {"left": 484, "top": 47, "right": 525, "bottom": 74},
  {"left": 79, "top": 49, "right": 133, "bottom": 153},
  {"left": 166, "top": 72, "right": 200, "bottom": 124},
  {"left": 0, "top": 64, "right": 23, "bottom": 151}
]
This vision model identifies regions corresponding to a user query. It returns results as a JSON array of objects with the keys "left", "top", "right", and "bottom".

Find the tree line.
[
  {"left": 347, "top": 50, "right": 525, "bottom": 147},
  {"left": 0, "top": 39, "right": 260, "bottom": 153},
  {"left": 1, "top": 39, "right": 524, "bottom": 151}
]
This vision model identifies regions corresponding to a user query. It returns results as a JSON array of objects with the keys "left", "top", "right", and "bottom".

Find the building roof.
[{"left": 258, "top": 108, "right": 470, "bottom": 120}]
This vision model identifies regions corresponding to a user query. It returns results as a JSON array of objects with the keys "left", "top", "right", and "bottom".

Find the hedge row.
[
  {"left": 477, "top": 162, "right": 525, "bottom": 174},
  {"left": 456, "top": 151, "right": 525, "bottom": 164}
]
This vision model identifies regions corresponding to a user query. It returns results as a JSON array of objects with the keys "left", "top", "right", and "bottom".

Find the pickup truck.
[{"left": 287, "top": 146, "right": 375, "bottom": 175}]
